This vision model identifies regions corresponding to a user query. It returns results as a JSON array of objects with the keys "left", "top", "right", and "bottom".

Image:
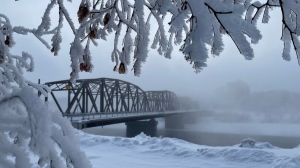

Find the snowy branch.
[
  {"left": 2, "top": 0, "right": 300, "bottom": 83},
  {"left": 0, "top": 88, "right": 92, "bottom": 168}
]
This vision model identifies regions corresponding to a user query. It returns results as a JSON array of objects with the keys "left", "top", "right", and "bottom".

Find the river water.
[{"left": 83, "top": 120, "right": 300, "bottom": 148}]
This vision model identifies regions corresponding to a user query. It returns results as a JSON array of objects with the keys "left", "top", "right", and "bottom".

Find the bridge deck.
[{"left": 67, "top": 110, "right": 211, "bottom": 129}]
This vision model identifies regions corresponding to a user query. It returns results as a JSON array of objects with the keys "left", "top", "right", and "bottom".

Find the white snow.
[{"left": 77, "top": 130, "right": 300, "bottom": 168}]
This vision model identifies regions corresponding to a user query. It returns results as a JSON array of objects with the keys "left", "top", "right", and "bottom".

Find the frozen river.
[{"left": 83, "top": 121, "right": 300, "bottom": 148}]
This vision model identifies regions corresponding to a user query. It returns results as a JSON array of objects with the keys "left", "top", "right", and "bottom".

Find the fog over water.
[{"left": 199, "top": 80, "right": 300, "bottom": 123}]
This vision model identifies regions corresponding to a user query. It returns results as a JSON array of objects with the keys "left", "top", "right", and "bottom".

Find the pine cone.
[
  {"left": 80, "top": 63, "right": 90, "bottom": 72},
  {"left": 118, "top": 63, "right": 126, "bottom": 74},
  {"left": 89, "top": 29, "right": 96, "bottom": 39},
  {"left": 80, "top": 63, "right": 86, "bottom": 71},
  {"left": 77, "top": 4, "right": 89, "bottom": 23},
  {"left": 103, "top": 13, "right": 111, "bottom": 26}
]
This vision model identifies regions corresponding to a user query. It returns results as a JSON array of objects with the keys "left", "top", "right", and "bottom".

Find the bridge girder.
[
  {"left": 45, "top": 78, "right": 186, "bottom": 115},
  {"left": 145, "top": 91, "right": 179, "bottom": 111}
]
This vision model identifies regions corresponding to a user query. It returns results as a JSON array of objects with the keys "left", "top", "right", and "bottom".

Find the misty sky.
[{"left": 2, "top": 1, "right": 300, "bottom": 101}]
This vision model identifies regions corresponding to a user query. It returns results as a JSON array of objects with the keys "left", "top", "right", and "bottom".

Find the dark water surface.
[{"left": 83, "top": 121, "right": 300, "bottom": 149}]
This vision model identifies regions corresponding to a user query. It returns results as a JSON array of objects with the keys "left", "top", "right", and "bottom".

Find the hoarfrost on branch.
[
  {"left": 4, "top": 0, "right": 300, "bottom": 83},
  {"left": 0, "top": 4, "right": 92, "bottom": 168}
]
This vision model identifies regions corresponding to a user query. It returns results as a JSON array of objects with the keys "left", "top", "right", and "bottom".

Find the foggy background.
[
  {"left": 198, "top": 80, "right": 300, "bottom": 123},
  {"left": 2, "top": 1, "right": 300, "bottom": 147}
]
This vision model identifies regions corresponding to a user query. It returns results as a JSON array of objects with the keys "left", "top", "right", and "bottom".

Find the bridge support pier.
[
  {"left": 126, "top": 119, "right": 158, "bottom": 137},
  {"left": 165, "top": 115, "right": 185, "bottom": 129},
  {"left": 71, "top": 122, "right": 86, "bottom": 130}
]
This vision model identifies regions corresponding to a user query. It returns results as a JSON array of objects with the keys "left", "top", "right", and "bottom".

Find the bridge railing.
[{"left": 64, "top": 111, "right": 168, "bottom": 121}]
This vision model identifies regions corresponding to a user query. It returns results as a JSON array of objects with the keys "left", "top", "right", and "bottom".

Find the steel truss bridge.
[
  {"left": 45, "top": 78, "right": 204, "bottom": 129},
  {"left": 45, "top": 78, "right": 199, "bottom": 114}
]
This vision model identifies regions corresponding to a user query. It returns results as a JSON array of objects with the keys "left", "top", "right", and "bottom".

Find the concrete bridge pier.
[
  {"left": 165, "top": 115, "right": 185, "bottom": 129},
  {"left": 71, "top": 122, "right": 86, "bottom": 130},
  {"left": 126, "top": 119, "right": 158, "bottom": 137}
]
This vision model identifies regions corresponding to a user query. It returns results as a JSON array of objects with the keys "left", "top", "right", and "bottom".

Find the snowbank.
[{"left": 77, "top": 131, "right": 300, "bottom": 168}]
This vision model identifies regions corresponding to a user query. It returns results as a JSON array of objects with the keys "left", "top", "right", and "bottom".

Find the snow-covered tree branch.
[
  {"left": 0, "top": 88, "right": 92, "bottom": 168},
  {"left": 9, "top": 0, "right": 300, "bottom": 83},
  {"left": 0, "top": 12, "right": 92, "bottom": 167},
  {"left": 245, "top": 0, "right": 300, "bottom": 62}
]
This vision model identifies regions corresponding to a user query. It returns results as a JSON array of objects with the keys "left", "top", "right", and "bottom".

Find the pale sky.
[{"left": 1, "top": 1, "right": 300, "bottom": 101}]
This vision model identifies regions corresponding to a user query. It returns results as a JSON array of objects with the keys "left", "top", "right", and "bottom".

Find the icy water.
[{"left": 83, "top": 121, "right": 300, "bottom": 148}]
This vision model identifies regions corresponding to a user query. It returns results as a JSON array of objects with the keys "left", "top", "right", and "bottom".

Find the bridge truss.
[{"left": 45, "top": 78, "right": 194, "bottom": 115}]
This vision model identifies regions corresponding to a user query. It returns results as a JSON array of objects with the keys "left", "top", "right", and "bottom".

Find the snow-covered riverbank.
[{"left": 78, "top": 131, "right": 300, "bottom": 168}]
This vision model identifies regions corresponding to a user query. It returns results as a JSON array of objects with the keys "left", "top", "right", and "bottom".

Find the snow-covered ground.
[{"left": 78, "top": 131, "right": 300, "bottom": 168}]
